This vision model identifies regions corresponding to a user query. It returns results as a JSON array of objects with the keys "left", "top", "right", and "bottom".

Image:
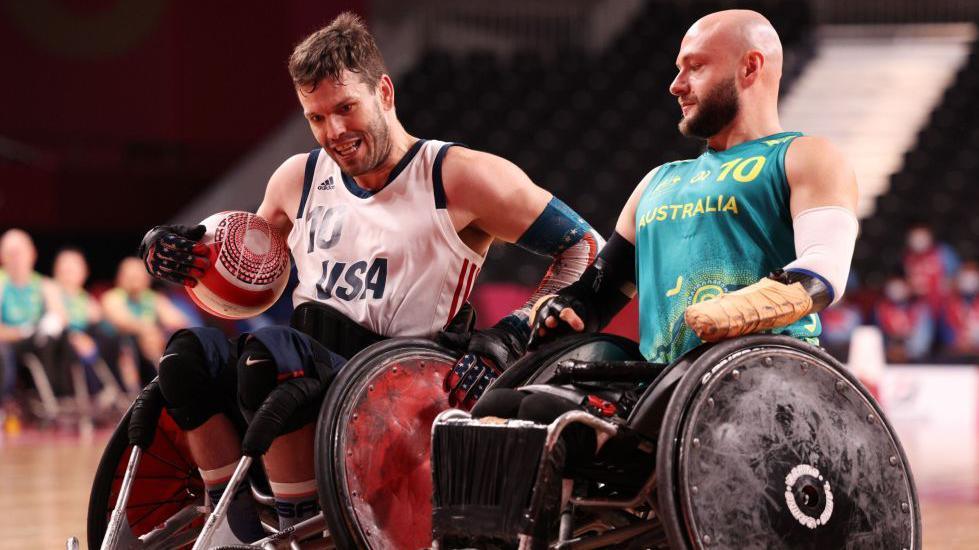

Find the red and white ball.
[{"left": 187, "top": 211, "right": 291, "bottom": 319}]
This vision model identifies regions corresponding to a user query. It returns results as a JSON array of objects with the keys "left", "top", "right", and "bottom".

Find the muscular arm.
[
  {"left": 531, "top": 168, "right": 658, "bottom": 340},
  {"left": 683, "top": 136, "right": 860, "bottom": 342},
  {"left": 613, "top": 166, "right": 661, "bottom": 244},
  {"left": 441, "top": 147, "right": 602, "bottom": 349},
  {"left": 786, "top": 136, "right": 858, "bottom": 216},
  {"left": 780, "top": 136, "right": 859, "bottom": 307},
  {"left": 442, "top": 147, "right": 554, "bottom": 246},
  {"left": 255, "top": 153, "right": 309, "bottom": 240}
]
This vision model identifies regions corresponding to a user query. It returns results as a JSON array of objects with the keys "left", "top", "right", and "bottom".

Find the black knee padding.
[
  {"left": 158, "top": 331, "right": 224, "bottom": 431},
  {"left": 237, "top": 331, "right": 336, "bottom": 434},
  {"left": 471, "top": 388, "right": 526, "bottom": 419},
  {"left": 237, "top": 337, "right": 278, "bottom": 417}
]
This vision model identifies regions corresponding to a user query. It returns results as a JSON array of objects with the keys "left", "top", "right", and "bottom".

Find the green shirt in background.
[{"left": 1, "top": 272, "right": 45, "bottom": 328}]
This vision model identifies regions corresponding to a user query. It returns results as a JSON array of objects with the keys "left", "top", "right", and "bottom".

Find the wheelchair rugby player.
[
  {"left": 431, "top": 9, "right": 919, "bottom": 550},
  {"left": 84, "top": 12, "right": 604, "bottom": 550}
]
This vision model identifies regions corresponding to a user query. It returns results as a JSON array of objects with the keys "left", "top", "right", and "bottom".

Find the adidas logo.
[{"left": 318, "top": 176, "right": 335, "bottom": 191}]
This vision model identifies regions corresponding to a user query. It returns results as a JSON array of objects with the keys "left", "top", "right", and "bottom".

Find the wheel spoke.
[
  {"left": 142, "top": 447, "right": 190, "bottom": 473},
  {"left": 156, "top": 421, "right": 193, "bottom": 470},
  {"left": 129, "top": 488, "right": 196, "bottom": 530}
]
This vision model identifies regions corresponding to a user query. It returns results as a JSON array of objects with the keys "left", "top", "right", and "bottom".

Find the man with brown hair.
[{"left": 137, "top": 12, "right": 603, "bottom": 543}]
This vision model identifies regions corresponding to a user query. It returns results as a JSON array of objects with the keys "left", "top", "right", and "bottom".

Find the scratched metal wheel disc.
[{"left": 656, "top": 335, "right": 920, "bottom": 550}]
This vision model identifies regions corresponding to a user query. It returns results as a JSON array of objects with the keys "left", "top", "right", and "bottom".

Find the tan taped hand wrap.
[{"left": 683, "top": 278, "right": 813, "bottom": 342}]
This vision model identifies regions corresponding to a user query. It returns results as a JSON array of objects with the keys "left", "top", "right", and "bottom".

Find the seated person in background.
[
  {"left": 819, "top": 275, "right": 863, "bottom": 361},
  {"left": 0, "top": 229, "right": 63, "bottom": 423},
  {"left": 102, "top": 257, "right": 189, "bottom": 388},
  {"left": 52, "top": 248, "right": 118, "bottom": 396},
  {"left": 938, "top": 261, "right": 979, "bottom": 362},
  {"left": 874, "top": 275, "right": 934, "bottom": 363},
  {"left": 903, "top": 223, "right": 960, "bottom": 316}
]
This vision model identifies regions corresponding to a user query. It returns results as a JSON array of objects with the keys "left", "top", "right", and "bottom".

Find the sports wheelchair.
[
  {"left": 84, "top": 335, "right": 469, "bottom": 549},
  {"left": 82, "top": 332, "right": 919, "bottom": 549},
  {"left": 431, "top": 334, "right": 921, "bottom": 549}
]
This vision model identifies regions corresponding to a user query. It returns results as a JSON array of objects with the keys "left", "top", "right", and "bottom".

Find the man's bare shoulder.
[
  {"left": 784, "top": 134, "right": 858, "bottom": 212},
  {"left": 258, "top": 152, "right": 312, "bottom": 233},
  {"left": 438, "top": 145, "right": 552, "bottom": 243},
  {"left": 440, "top": 146, "right": 529, "bottom": 203},
  {"left": 786, "top": 135, "right": 847, "bottom": 166},
  {"left": 268, "top": 153, "right": 310, "bottom": 193}
]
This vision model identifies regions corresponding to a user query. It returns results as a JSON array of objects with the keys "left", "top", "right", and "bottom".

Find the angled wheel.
[
  {"left": 315, "top": 338, "right": 458, "bottom": 549},
  {"left": 655, "top": 335, "right": 921, "bottom": 549},
  {"left": 87, "top": 406, "right": 204, "bottom": 549}
]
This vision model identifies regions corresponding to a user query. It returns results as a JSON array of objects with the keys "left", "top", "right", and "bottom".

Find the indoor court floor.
[{"left": 0, "top": 419, "right": 975, "bottom": 549}]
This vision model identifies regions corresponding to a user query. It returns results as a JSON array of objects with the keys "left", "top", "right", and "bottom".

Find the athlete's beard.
[
  {"left": 679, "top": 77, "right": 740, "bottom": 139},
  {"left": 346, "top": 101, "right": 392, "bottom": 177}
]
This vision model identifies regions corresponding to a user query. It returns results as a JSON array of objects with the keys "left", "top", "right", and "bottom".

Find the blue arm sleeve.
[{"left": 494, "top": 197, "right": 604, "bottom": 341}]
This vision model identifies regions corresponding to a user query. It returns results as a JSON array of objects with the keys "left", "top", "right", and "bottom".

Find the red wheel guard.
[
  {"left": 108, "top": 411, "right": 204, "bottom": 539},
  {"left": 338, "top": 356, "right": 455, "bottom": 549}
]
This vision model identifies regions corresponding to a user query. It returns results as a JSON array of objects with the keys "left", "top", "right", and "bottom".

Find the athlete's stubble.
[
  {"left": 678, "top": 76, "right": 740, "bottom": 140},
  {"left": 345, "top": 98, "right": 393, "bottom": 177}
]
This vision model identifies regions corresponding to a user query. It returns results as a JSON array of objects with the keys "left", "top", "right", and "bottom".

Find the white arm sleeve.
[{"left": 783, "top": 206, "right": 859, "bottom": 305}]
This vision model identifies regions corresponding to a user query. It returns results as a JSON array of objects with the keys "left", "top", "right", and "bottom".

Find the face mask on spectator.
[
  {"left": 907, "top": 229, "right": 933, "bottom": 253},
  {"left": 958, "top": 271, "right": 979, "bottom": 295},
  {"left": 885, "top": 280, "right": 910, "bottom": 303}
]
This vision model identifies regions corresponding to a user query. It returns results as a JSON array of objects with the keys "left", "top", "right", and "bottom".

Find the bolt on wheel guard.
[
  {"left": 656, "top": 336, "right": 920, "bottom": 550},
  {"left": 316, "top": 339, "right": 458, "bottom": 549}
]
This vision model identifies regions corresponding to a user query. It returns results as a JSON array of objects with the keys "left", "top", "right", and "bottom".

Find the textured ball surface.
[{"left": 187, "top": 211, "right": 290, "bottom": 319}]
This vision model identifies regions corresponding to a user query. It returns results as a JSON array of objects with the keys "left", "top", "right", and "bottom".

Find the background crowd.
[{"left": 824, "top": 224, "right": 979, "bottom": 364}]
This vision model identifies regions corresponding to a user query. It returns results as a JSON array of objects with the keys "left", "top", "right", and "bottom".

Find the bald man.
[
  {"left": 528, "top": 9, "right": 859, "bottom": 363},
  {"left": 477, "top": 9, "right": 858, "bottom": 443},
  {"left": 0, "top": 229, "right": 63, "bottom": 416}
]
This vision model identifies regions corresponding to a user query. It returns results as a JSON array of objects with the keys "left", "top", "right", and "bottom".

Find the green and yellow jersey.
[
  {"left": 635, "top": 131, "right": 820, "bottom": 363},
  {"left": 0, "top": 272, "right": 45, "bottom": 328},
  {"left": 63, "top": 290, "right": 94, "bottom": 331},
  {"left": 103, "top": 287, "right": 157, "bottom": 329}
]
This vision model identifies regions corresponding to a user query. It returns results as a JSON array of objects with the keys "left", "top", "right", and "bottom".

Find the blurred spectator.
[
  {"left": 818, "top": 271, "right": 863, "bottom": 360},
  {"left": 0, "top": 229, "right": 63, "bottom": 428},
  {"left": 939, "top": 261, "right": 979, "bottom": 362},
  {"left": 53, "top": 249, "right": 101, "bottom": 333},
  {"left": 903, "top": 224, "right": 960, "bottom": 314},
  {"left": 820, "top": 297, "right": 863, "bottom": 361},
  {"left": 101, "top": 257, "right": 189, "bottom": 389},
  {"left": 874, "top": 275, "right": 934, "bottom": 362},
  {"left": 51, "top": 248, "right": 128, "bottom": 404}
]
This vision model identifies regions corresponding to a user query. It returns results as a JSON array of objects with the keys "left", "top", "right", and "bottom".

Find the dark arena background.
[{"left": 1, "top": 0, "right": 978, "bottom": 548}]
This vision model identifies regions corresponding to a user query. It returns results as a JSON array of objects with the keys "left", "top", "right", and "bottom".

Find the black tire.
[
  {"left": 314, "top": 338, "right": 457, "bottom": 549},
  {"left": 654, "top": 335, "right": 922, "bottom": 550},
  {"left": 87, "top": 407, "right": 134, "bottom": 549}
]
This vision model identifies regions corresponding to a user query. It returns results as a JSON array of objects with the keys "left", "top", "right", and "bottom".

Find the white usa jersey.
[{"left": 287, "top": 139, "right": 484, "bottom": 338}]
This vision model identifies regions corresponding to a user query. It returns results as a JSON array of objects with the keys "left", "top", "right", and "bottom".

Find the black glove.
[
  {"left": 442, "top": 325, "right": 525, "bottom": 409},
  {"left": 528, "top": 231, "right": 637, "bottom": 349},
  {"left": 527, "top": 293, "right": 592, "bottom": 350},
  {"left": 138, "top": 224, "right": 209, "bottom": 286}
]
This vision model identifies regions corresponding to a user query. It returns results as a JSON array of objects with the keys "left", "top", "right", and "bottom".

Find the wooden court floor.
[{"left": 0, "top": 429, "right": 975, "bottom": 549}]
